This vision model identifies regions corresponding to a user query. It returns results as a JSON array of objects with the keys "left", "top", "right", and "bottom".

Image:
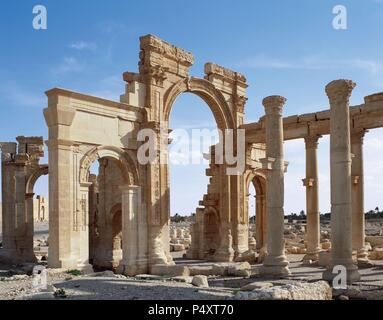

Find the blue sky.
[{"left": 1, "top": 0, "right": 383, "bottom": 215}]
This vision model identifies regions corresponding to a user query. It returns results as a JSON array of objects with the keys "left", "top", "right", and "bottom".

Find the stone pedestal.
[
  {"left": 322, "top": 80, "right": 361, "bottom": 284},
  {"left": 302, "top": 135, "right": 322, "bottom": 261},
  {"left": 259, "top": 96, "right": 290, "bottom": 277}
]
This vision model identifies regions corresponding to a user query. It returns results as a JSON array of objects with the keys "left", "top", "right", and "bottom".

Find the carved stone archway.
[
  {"left": 79, "top": 146, "right": 139, "bottom": 186},
  {"left": 245, "top": 171, "right": 267, "bottom": 250},
  {"left": 163, "top": 77, "right": 236, "bottom": 130}
]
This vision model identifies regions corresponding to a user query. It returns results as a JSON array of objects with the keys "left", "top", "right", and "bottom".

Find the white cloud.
[
  {"left": 70, "top": 41, "right": 97, "bottom": 51},
  {"left": 239, "top": 55, "right": 383, "bottom": 74},
  {"left": 88, "top": 75, "right": 123, "bottom": 101},
  {"left": 51, "top": 57, "right": 84, "bottom": 76}
]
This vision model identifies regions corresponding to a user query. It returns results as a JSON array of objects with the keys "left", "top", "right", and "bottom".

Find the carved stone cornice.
[
  {"left": 204, "top": 63, "right": 247, "bottom": 85},
  {"left": 234, "top": 95, "right": 248, "bottom": 113}
]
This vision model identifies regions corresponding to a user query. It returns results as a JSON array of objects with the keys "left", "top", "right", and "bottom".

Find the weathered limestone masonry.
[
  {"left": 2, "top": 35, "right": 383, "bottom": 285},
  {"left": 0, "top": 137, "right": 48, "bottom": 263},
  {"left": 0, "top": 34, "right": 249, "bottom": 274}
]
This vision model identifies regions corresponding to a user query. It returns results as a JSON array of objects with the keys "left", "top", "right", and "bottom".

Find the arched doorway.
[
  {"left": 245, "top": 173, "right": 267, "bottom": 251},
  {"left": 161, "top": 76, "right": 240, "bottom": 262},
  {"left": 79, "top": 147, "right": 138, "bottom": 271},
  {"left": 168, "top": 92, "right": 220, "bottom": 260},
  {"left": 26, "top": 165, "right": 49, "bottom": 263}
]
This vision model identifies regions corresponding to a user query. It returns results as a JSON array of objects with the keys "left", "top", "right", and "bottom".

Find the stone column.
[
  {"left": 260, "top": 96, "right": 290, "bottom": 276},
  {"left": 302, "top": 135, "right": 322, "bottom": 261},
  {"left": 119, "top": 185, "right": 148, "bottom": 275},
  {"left": 323, "top": 79, "right": 361, "bottom": 284},
  {"left": 351, "top": 130, "right": 369, "bottom": 263}
]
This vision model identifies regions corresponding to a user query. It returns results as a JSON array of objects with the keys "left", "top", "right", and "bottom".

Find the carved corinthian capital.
[
  {"left": 262, "top": 95, "right": 287, "bottom": 115},
  {"left": 325, "top": 79, "right": 356, "bottom": 105}
]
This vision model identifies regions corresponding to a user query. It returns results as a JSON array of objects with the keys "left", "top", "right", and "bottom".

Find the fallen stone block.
[
  {"left": 189, "top": 265, "right": 214, "bottom": 276},
  {"left": 369, "top": 248, "right": 383, "bottom": 260},
  {"left": 228, "top": 262, "right": 251, "bottom": 278},
  {"left": 240, "top": 282, "right": 273, "bottom": 291},
  {"left": 151, "top": 264, "right": 190, "bottom": 277},
  {"left": 365, "top": 236, "right": 383, "bottom": 247},
  {"left": 171, "top": 276, "right": 193, "bottom": 284},
  {"left": 192, "top": 275, "right": 209, "bottom": 288},
  {"left": 235, "top": 250, "right": 258, "bottom": 263},
  {"left": 234, "top": 281, "right": 332, "bottom": 300}
]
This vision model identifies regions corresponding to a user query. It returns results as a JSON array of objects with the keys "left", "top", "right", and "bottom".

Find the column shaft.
[
  {"left": 351, "top": 131, "right": 369, "bottom": 262},
  {"left": 260, "top": 95, "right": 290, "bottom": 276},
  {"left": 303, "top": 135, "right": 321, "bottom": 261},
  {"left": 323, "top": 79, "right": 360, "bottom": 284}
]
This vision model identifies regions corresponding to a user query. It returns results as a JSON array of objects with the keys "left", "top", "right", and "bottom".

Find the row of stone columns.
[
  {"left": 259, "top": 80, "right": 366, "bottom": 283},
  {"left": 302, "top": 129, "right": 368, "bottom": 266}
]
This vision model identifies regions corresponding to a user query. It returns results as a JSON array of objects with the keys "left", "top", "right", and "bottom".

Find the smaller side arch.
[
  {"left": 26, "top": 165, "right": 49, "bottom": 194},
  {"left": 79, "top": 146, "right": 139, "bottom": 186}
]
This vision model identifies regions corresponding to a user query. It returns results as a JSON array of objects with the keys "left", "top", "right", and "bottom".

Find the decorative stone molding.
[
  {"left": 262, "top": 96, "right": 286, "bottom": 115},
  {"left": 204, "top": 62, "right": 247, "bottom": 84},
  {"left": 325, "top": 79, "right": 356, "bottom": 105},
  {"left": 304, "top": 135, "right": 321, "bottom": 149}
]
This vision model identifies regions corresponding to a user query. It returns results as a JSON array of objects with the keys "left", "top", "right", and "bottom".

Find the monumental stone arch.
[
  {"left": 4, "top": 34, "right": 383, "bottom": 284},
  {"left": 27, "top": 34, "right": 250, "bottom": 274}
]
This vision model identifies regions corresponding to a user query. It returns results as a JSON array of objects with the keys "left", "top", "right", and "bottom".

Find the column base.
[
  {"left": 356, "top": 247, "right": 369, "bottom": 260},
  {"left": 322, "top": 263, "right": 361, "bottom": 284},
  {"left": 303, "top": 250, "right": 321, "bottom": 262},
  {"left": 259, "top": 254, "right": 291, "bottom": 276}
]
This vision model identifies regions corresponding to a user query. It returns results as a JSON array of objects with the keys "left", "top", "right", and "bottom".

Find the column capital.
[
  {"left": 262, "top": 95, "right": 286, "bottom": 115},
  {"left": 304, "top": 135, "right": 322, "bottom": 149},
  {"left": 325, "top": 79, "right": 356, "bottom": 104}
]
